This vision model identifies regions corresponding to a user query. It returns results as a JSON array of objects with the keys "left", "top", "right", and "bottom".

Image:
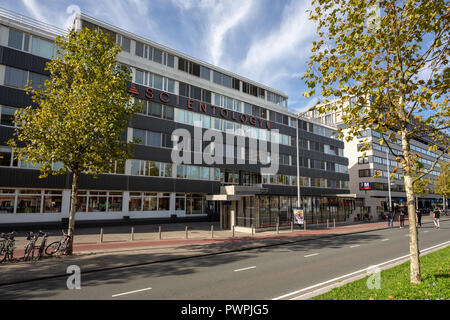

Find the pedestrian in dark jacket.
[
  {"left": 400, "top": 209, "right": 406, "bottom": 228},
  {"left": 416, "top": 209, "right": 422, "bottom": 227}
]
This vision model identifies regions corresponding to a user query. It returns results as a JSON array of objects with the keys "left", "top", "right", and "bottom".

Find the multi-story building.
[
  {"left": 307, "top": 97, "right": 450, "bottom": 221},
  {"left": 0, "top": 8, "right": 353, "bottom": 231}
]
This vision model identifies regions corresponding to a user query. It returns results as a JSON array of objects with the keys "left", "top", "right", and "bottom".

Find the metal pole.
[
  {"left": 327, "top": 219, "right": 329, "bottom": 229},
  {"left": 334, "top": 218, "right": 336, "bottom": 229},
  {"left": 100, "top": 227, "right": 104, "bottom": 243},
  {"left": 276, "top": 222, "right": 279, "bottom": 234},
  {"left": 291, "top": 221, "right": 293, "bottom": 232},
  {"left": 304, "top": 220, "right": 306, "bottom": 231},
  {"left": 251, "top": 224, "right": 254, "bottom": 236},
  {"left": 386, "top": 148, "right": 392, "bottom": 213},
  {"left": 232, "top": 225, "right": 235, "bottom": 238},
  {"left": 159, "top": 225, "right": 162, "bottom": 240},
  {"left": 296, "top": 115, "right": 301, "bottom": 211},
  {"left": 131, "top": 226, "right": 134, "bottom": 241},
  {"left": 211, "top": 225, "right": 214, "bottom": 238},
  {"left": 185, "top": 226, "right": 188, "bottom": 239}
]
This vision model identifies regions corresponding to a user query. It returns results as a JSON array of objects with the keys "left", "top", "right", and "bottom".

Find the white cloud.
[
  {"left": 171, "top": 0, "right": 256, "bottom": 66},
  {"left": 240, "top": 0, "right": 315, "bottom": 86}
]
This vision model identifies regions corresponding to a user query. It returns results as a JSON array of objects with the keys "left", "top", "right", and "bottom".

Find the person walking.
[
  {"left": 433, "top": 207, "right": 441, "bottom": 229},
  {"left": 416, "top": 209, "right": 422, "bottom": 227},
  {"left": 389, "top": 206, "right": 397, "bottom": 228},
  {"left": 400, "top": 209, "right": 406, "bottom": 228}
]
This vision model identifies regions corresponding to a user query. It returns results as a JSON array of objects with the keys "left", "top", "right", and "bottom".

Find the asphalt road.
[{"left": 1, "top": 220, "right": 448, "bottom": 300}]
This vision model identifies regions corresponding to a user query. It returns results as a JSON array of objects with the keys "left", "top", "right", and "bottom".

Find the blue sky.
[{"left": 0, "top": 0, "right": 320, "bottom": 114}]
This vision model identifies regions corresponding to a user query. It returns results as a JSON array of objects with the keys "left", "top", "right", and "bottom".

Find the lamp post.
[
  {"left": 296, "top": 114, "right": 302, "bottom": 210},
  {"left": 386, "top": 148, "right": 392, "bottom": 212}
]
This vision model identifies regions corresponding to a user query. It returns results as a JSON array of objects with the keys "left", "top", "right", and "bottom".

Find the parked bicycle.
[
  {"left": 23, "top": 231, "right": 49, "bottom": 261},
  {"left": 0, "top": 231, "right": 16, "bottom": 263},
  {"left": 45, "top": 230, "right": 71, "bottom": 256}
]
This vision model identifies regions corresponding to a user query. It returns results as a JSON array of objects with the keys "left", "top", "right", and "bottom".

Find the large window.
[
  {"left": 134, "top": 69, "right": 175, "bottom": 93},
  {"left": 4, "top": 66, "right": 50, "bottom": 90},
  {"left": 8, "top": 28, "right": 54, "bottom": 59},
  {"left": 76, "top": 191, "right": 123, "bottom": 213},
  {"left": 0, "top": 106, "right": 18, "bottom": 127},
  {"left": 179, "top": 82, "right": 211, "bottom": 103},
  {"left": 116, "top": 34, "right": 131, "bottom": 53},
  {"left": 134, "top": 41, "right": 174, "bottom": 67}
]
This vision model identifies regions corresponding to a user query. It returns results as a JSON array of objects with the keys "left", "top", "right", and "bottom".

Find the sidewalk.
[{"left": 0, "top": 216, "right": 446, "bottom": 286}]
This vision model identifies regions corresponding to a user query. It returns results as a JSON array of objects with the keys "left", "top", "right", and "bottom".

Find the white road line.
[
  {"left": 112, "top": 287, "right": 152, "bottom": 298},
  {"left": 304, "top": 253, "right": 319, "bottom": 258},
  {"left": 234, "top": 266, "right": 256, "bottom": 272},
  {"left": 381, "top": 239, "right": 390, "bottom": 241},
  {"left": 424, "top": 231, "right": 429, "bottom": 233},
  {"left": 350, "top": 245, "right": 360, "bottom": 248},
  {"left": 272, "top": 241, "right": 450, "bottom": 300}
]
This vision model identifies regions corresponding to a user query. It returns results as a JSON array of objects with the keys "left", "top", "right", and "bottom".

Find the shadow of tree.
[{"left": 0, "top": 232, "right": 384, "bottom": 299}]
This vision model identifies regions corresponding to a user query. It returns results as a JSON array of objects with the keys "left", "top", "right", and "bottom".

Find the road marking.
[
  {"left": 381, "top": 239, "right": 390, "bottom": 241},
  {"left": 304, "top": 253, "right": 319, "bottom": 258},
  {"left": 272, "top": 241, "right": 450, "bottom": 300},
  {"left": 424, "top": 231, "right": 429, "bottom": 233},
  {"left": 350, "top": 245, "right": 360, "bottom": 248},
  {"left": 234, "top": 266, "right": 256, "bottom": 272},
  {"left": 112, "top": 287, "right": 152, "bottom": 298}
]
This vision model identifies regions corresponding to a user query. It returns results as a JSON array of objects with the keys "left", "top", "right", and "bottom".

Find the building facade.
[
  {"left": 307, "top": 97, "right": 450, "bottom": 221},
  {"left": 0, "top": 8, "right": 353, "bottom": 230}
]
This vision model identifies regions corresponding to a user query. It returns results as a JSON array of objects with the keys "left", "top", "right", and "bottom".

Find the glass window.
[
  {"left": 5, "top": 66, "right": 28, "bottom": 89},
  {"left": 133, "top": 128, "right": 146, "bottom": 145},
  {"left": 153, "top": 48, "right": 163, "bottom": 64},
  {"left": 1, "top": 106, "right": 17, "bottom": 126},
  {"left": 135, "top": 69, "right": 146, "bottom": 85},
  {"left": 143, "top": 194, "right": 157, "bottom": 211},
  {"left": 43, "top": 194, "right": 62, "bottom": 213},
  {"left": 153, "top": 74, "right": 163, "bottom": 90},
  {"left": 28, "top": 72, "right": 49, "bottom": 90},
  {"left": 163, "top": 106, "right": 174, "bottom": 120},
  {"left": 108, "top": 193, "right": 123, "bottom": 212},
  {"left": 32, "top": 37, "right": 54, "bottom": 59},
  {"left": 129, "top": 194, "right": 142, "bottom": 211},
  {"left": 158, "top": 194, "right": 170, "bottom": 210},
  {"left": 0, "top": 146, "right": 13, "bottom": 166},
  {"left": 166, "top": 54, "right": 174, "bottom": 68},
  {"left": 135, "top": 42, "right": 144, "bottom": 57},
  {"left": 200, "top": 66, "right": 210, "bottom": 80},
  {"left": 16, "top": 191, "right": 41, "bottom": 213},
  {"left": 121, "top": 36, "right": 131, "bottom": 52},
  {"left": 147, "top": 131, "right": 161, "bottom": 147},
  {"left": 0, "top": 190, "right": 15, "bottom": 214},
  {"left": 150, "top": 102, "right": 162, "bottom": 117},
  {"left": 8, "top": 28, "right": 23, "bottom": 50}
]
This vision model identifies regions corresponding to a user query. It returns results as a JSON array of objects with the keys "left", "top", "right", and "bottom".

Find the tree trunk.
[
  {"left": 66, "top": 171, "right": 79, "bottom": 255},
  {"left": 401, "top": 131, "right": 421, "bottom": 284}
]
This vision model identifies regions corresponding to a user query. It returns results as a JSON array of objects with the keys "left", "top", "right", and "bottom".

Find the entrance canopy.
[{"left": 205, "top": 185, "right": 268, "bottom": 201}]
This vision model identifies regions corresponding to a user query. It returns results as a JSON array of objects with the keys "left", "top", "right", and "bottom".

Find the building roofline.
[{"left": 76, "top": 12, "right": 288, "bottom": 100}]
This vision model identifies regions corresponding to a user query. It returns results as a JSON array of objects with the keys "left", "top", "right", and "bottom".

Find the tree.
[
  {"left": 303, "top": 0, "right": 449, "bottom": 284},
  {"left": 434, "top": 162, "right": 450, "bottom": 210},
  {"left": 8, "top": 27, "right": 140, "bottom": 254}
]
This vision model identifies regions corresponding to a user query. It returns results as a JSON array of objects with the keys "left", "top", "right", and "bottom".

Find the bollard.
[
  {"left": 334, "top": 218, "right": 336, "bottom": 229},
  {"left": 232, "top": 225, "right": 235, "bottom": 238},
  {"left": 327, "top": 219, "right": 329, "bottom": 229},
  {"left": 304, "top": 220, "right": 306, "bottom": 231},
  {"left": 131, "top": 226, "right": 134, "bottom": 241},
  {"left": 185, "top": 226, "right": 188, "bottom": 239},
  {"left": 100, "top": 227, "right": 104, "bottom": 243},
  {"left": 290, "top": 221, "right": 293, "bottom": 232},
  {"left": 251, "top": 224, "right": 254, "bottom": 236},
  {"left": 211, "top": 225, "right": 214, "bottom": 238},
  {"left": 159, "top": 225, "right": 162, "bottom": 240},
  {"left": 276, "top": 222, "right": 279, "bottom": 234}
]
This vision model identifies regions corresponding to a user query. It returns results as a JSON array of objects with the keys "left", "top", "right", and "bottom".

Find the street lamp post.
[
  {"left": 296, "top": 114, "right": 302, "bottom": 210},
  {"left": 386, "top": 148, "right": 392, "bottom": 212}
]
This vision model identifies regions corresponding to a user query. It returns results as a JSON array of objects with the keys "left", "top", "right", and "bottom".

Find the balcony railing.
[{"left": 0, "top": 7, "right": 67, "bottom": 37}]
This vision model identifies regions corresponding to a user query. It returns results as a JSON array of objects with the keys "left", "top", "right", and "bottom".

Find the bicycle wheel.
[
  {"left": 45, "top": 241, "right": 60, "bottom": 256},
  {"left": 23, "top": 243, "right": 34, "bottom": 261},
  {"left": 6, "top": 242, "right": 14, "bottom": 262},
  {"left": 0, "top": 242, "right": 6, "bottom": 263}
]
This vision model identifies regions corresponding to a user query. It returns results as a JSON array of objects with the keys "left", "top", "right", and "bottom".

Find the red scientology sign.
[{"left": 127, "top": 84, "right": 272, "bottom": 130}]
